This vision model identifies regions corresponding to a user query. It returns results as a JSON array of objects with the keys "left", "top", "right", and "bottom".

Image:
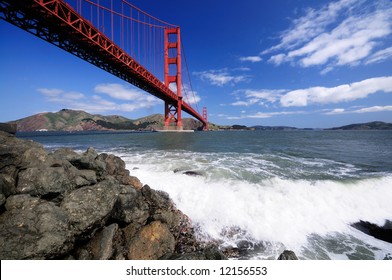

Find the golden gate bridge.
[{"left": 0, "top": 0, "right": 208, "bottom": 131}]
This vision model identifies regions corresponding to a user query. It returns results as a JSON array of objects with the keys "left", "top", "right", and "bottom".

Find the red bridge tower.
[{"left": 164, "top": 27, "right": 183, "bottom": 130}]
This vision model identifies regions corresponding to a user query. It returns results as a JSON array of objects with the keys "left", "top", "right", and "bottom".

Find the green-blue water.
[{"left": 19, "top": 130, "right": 392, "bottom": 259}]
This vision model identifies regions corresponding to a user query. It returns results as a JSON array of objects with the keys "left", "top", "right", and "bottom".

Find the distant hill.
[
  {"left": 327, "top": 121, "right": 392, "bottom": 130},
  {"left": 8, "top": 110, "right": 392, "bottom": 132},
  {"left": 9, "top": 109, "right": 205, "bottom": 132}
]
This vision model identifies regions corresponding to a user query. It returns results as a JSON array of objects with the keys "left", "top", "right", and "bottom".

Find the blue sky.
[{"left": 0, "top": 0, "right": 391, "bottom": 128}]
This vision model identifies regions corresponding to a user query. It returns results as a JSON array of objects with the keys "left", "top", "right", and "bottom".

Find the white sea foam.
[{"left": 121, "top": 151, "right": 392, "bottom": 259}]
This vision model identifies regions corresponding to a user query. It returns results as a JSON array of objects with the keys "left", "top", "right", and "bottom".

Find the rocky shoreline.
[
  {"left": 0, "top": 131, "right": 229, "bottom": 260},
  {"left": 2, "top": 130, "right": 391, "bottom": 260}
]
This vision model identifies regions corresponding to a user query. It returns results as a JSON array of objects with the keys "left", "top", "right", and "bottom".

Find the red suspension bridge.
[{"left": 0, "top": 0, "right": 208, "bottom": 131}]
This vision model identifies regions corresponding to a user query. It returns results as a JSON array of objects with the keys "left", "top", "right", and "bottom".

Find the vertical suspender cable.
[{"left": 111, "top": 0, "right": 113, "bottom": 41}]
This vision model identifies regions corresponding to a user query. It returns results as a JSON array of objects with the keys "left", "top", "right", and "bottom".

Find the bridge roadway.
[{"left": 0, "top": 0, "right": 207, "bottom": 128}]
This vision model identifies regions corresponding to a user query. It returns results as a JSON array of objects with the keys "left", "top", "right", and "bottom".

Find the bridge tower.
[
  {"left": 202, "top": 107, "right": 209, "bottom": 131},
  {"left": 164, "top": 27, "right": 183, "bottom": 130}
]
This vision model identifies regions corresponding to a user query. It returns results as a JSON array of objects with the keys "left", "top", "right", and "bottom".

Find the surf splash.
[{"left": 122, "top": 150, "right": 392, "bottom": 260}]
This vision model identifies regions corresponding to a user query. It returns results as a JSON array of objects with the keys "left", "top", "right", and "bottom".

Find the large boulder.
[
  {"left": 17, "top": 166, "right": 75, "bottom": 196},
  {"left": 112, "top": 185, "right": 149, "bottom": 225},
  {"left": 127, "top": 221, "right": 175, "bottom": 260},
  {"left": 98, "top": 153, "right": 143, "bottom": 189},
  {"left": 61, "top": 177, "right": 120, "bottom": 237},
  {"left": 0, "top": 195, "right": 72, "bottom": 259},
  {"left": 65, "top": 147, "right": 106, "bottom": 178}
]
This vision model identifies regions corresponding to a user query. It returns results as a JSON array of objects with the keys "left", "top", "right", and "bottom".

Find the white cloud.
[
  {"left": 366, "top": 47, "right": 392, "bottom": 64},
  {"left": 232, "top": 89, "right": 284, "bottom": 106},
  {"left": 37, "top": 88, "right": 63, "bottom": 97},
  {"left": 280, "top": 76, "right": 392, "bottom": 107},
  {"left": 63, "top": 92, "right": 85, "bottom": 100},
  {"left": 226, "top": 110, "right": 306, "bottom": 120},
  {"left": 194, "top": 69, "right": 249, "bottom": 86},
  {"left": 168, "top": 83, "right": 201, "bottom": 105},
  {"left": 264, "top": 0, "right": 392, "bottom": 72},
  {"left": 95, "top": 83, "right": 154, "bottom": 101},
  {"left": 240, "top": 56, "right": 263, "bottom": 63},
  {"left": 182, "top": 85, "right": 201, "bottom": 105},
  {"left": 325, "top": 108, "right": 346, "bottom": 115},
  {"left": 38, "top": 83, "right": 162, "bottom": 113},
  {"left": 325, "top": 105, "right": 392, "bottom": 114}
]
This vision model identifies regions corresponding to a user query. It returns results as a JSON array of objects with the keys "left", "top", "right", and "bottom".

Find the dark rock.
[
  {"left": 141, "top": 185, "right": 182, "bottom": 232},
  {"left": 163, "top": 245, "right": 227, "bottom": 260},
  {"left": 98, "top": 153, "right": 143, "bottom": 189},
  {"left": 127, "top": 221, "right": 175, "bottom": 260},
  {"left": 78, "top": 169, "right": 97, "bottom": 185},
  {"left": 0, "top": 133, "right": 227, "bottom": 260},
  {"left": 0, "top": 131, "right": 44, "bottom": 175},
  {"left": 352, "top": 220, "right": 392, "bottom": 243},
  {"left": 201, "top": 245, "right": 228, "bottom": 260},
  {"left": 142, "top": 185, "right": 172, "bottom": 210},
  {"left": 86, "top": 223, "right": 119, "bottom": 260},
  {"left": 61, "top": 177, "right": 120, "bottom": 237},
  {"left": 5, "top": 194, "right": 41, "bottom": 211},
  {"left": 0, "top": 195, "right": 72, "bottom": 259},
  {"left": 384, "top": 253, "right": 392, "bottom": 260},
  {"left": 173, "top": 168, "right": 203, "bottom": 177},
  {"left": 67, "top": 147, "right": 106, "bottom": 177},
  {"left": 51, "top": 148, "right": 80, "bottom": 162},
  {"left": 183, "top": 171, "right": 203, "bottom": 177},
  {"left": 277, "top": 250, "right": 299, "bottom": 260},
  {"left": 0, "top": 174, "right": 16, "bottom": 205},
  {"left": 112, "top": 185, "right": 149, "bottom": 225},
  {"left": 19, "top": 146, "right": 50, "bottom": 168},
  {"left": 0, "top": 123, "right": 17, "bottom": 134},
  {"left": 17, "top": 167, "right": 74, "bottom": 196}
]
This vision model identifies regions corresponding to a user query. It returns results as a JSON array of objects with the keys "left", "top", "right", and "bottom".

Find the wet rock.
[
  {"left": 183, "top": 171, "right": 203, "bottom": 177},
  {"left": 277, "top": 250, "right": 299, "bottom": 260},
  {"left": 384, "top": 253, "right": 392, "bottom": 260},
  {"left": 61, "top": 177, "right": 120, "bottom": 237},
  {"left": 0, "top": 195, "right": 72, "bottom": 259},
  {"left": 141, "top": 185, "right": 181, "bottom": 232},
  {"left": 163, "top": 245, "right": 227, "bottom": 260},
  {"left": 142, "top": 185, "right": 172, "bottom": 210},
  {"left": 127, "top": 221, "right": 175, "bottom": 260},
  {"left": 352, "top": 220, "right": 392, "bottom": 244},
  {"left": 173, "top": 168, "right": 203, "bottom": 177}
]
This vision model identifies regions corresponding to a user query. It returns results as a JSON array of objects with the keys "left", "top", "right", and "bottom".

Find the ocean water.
[{"left": 19, "top": 130, "right": 392, "bottom": 260}]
